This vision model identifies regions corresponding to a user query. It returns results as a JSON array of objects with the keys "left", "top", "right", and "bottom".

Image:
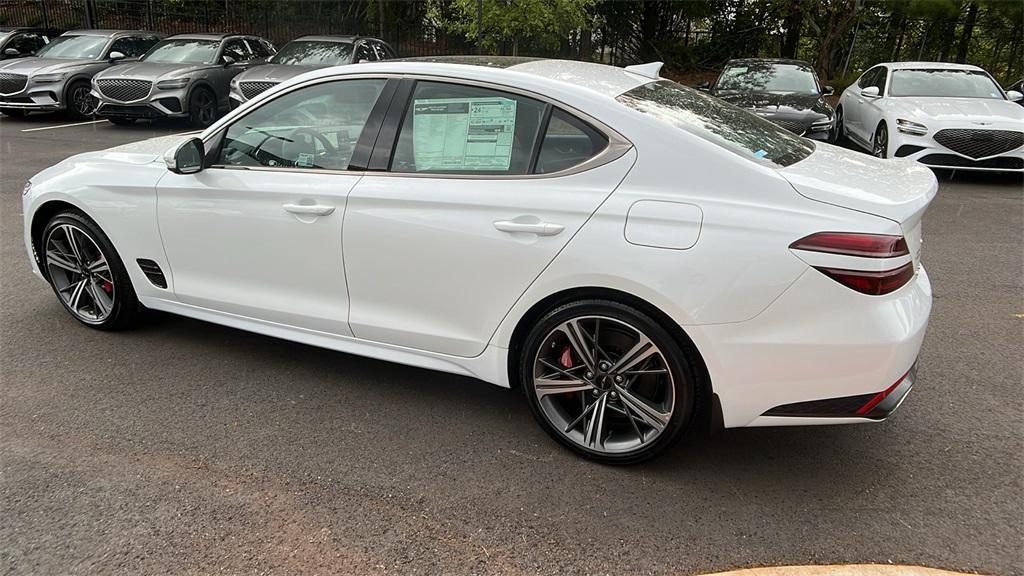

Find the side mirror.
[
  {"left": 222, "top": 54, "right": 236, "bottom": 66},
  {"left": 823, "top": 85, "right": 835, "bottom": 96},
  {"left": 4, "top": 47, "right": 20, "bottom": 56},
  {"left": 108, "top": 51, "right": 125, "bottom": 62},
  {"left": 357, "top": 58, "right": 370, "bottom": 64},
  {"left": 860, "top": 86, "right": 880, "bottom": 98},
  {"left": 696, "top": 81, "right": 711, "bottom": 92},
  {"left": 1007, "top": 90, "right": 1023, "bottom": 102},
  {"left": 165, "top": 137, "right": 205, "bottom": 174}
]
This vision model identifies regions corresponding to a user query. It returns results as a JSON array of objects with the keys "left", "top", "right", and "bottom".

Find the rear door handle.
[
  {"left": 283, "top": 203, "right": 335, "bottom": 216},
  {"left": 493, "top": 219, "right": 564, "bottom": 236}
]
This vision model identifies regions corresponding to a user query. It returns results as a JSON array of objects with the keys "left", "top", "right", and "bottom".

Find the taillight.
[
  {"left": 789, "top": 232, "right": 909, "bottom": 258},
  {"left": 791, "top": 232, "right": 914, "bottom": 295}
]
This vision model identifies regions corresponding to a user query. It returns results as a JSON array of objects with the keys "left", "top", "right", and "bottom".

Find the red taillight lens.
[
  {"left": 790, "top": 232, "right": 909, "bottom": 258},
  {"left": 816, "top": 263, "right": 915, "bottom": 295}
]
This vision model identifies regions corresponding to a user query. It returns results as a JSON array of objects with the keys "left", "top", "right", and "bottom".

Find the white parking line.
[{"left": 20, "top": 120, "right": 108, "bottom": 133}]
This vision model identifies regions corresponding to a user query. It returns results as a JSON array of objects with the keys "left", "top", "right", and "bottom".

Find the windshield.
[
  {"left": 890, "top": 69, "right": 1004, "bottom": 99},
  {"left": 716, "top": 62, "right": 820, "bottom": 95},
  {"left": 271, "top": 40, "right": 353, "bottom": 66},
  {"left": 618, "top": 80, "right": 813, "bottom": 168},
  {"left": 142, "top": 39, "right": 220, "bottom": 64},
  {"left": 35, "top": 35, "right": 107, "bottom": 60}
]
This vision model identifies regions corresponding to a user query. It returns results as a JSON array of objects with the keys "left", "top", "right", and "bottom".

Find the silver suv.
[
  {"left": 93, "top": 33, "right": 275, "bottom": 127},
  {"left": 229, "top": 35, "right": 394, "bottom": 106},
  {"left": 0, "top": 29, "right": 161, "bottom": 119}
]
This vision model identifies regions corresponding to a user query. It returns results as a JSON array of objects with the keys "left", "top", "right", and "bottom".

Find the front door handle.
[
  {"left": 493, "top": 219, "right": 564, "bottom": 236},
  {"left": 283, "top": 203, "right": 335, "bottom": 216}
]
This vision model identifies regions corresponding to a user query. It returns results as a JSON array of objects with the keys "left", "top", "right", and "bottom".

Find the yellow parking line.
[
  {"left": 698, "top": 565, "right": 983, "bottom": 576},
  {"left": 20, "top": 120, "right": 108, "bottom": 132}
]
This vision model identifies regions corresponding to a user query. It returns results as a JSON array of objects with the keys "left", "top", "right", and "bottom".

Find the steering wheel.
[{"left": 288, "top": 127, "right": 337, "bottom": 159}]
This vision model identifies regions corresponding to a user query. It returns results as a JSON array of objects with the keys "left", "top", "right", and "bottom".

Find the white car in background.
[
  {"left": 22, "top": 57, "right": 935, "bottom": 463},
  {"left": 837, "top": 61, "right": 1024, "bottom": 172}
]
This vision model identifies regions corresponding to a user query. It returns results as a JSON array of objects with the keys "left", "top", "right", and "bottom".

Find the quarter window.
[
  {"left": 535, "top": 109, "right": 608, "bottom": 174},
  {"left": 217, "top": 79, "right": 387, "bottom": 171},
  {"left": 390, "top": 81, "right": 546, "bottom": 174}
]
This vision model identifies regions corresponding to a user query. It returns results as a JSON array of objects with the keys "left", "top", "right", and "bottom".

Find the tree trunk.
[
  {"left": 781, "top": 0, "right": 803, "bottom": 58},
  {"left": 938, "top": 17, "right": 956, "bottom": 62},
  {"left": 956, "top": 2, "right": 978, "bottom": 63}
]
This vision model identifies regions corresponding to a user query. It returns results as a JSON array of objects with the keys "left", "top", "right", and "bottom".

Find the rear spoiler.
[{"left": 624, "top": 62, "right": 663, "bottom": 80}]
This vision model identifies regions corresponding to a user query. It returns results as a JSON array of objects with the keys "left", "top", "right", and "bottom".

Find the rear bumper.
[{"left": 692, "top": 265, "right": 931, "bottom": 428}]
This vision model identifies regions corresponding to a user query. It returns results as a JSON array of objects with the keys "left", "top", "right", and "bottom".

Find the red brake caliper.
[
  {"left": 101, "top": 281, "right": 113, "bottom": 294},
  {"left": 559, "top": 345, "right": 574, "bottom": 369}
]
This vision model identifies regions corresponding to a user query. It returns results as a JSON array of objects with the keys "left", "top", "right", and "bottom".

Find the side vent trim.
[{"left": 136, "top": 258, "right": 167, "bottom": 289}]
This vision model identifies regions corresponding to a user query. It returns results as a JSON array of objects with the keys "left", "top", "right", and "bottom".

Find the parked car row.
[
  {"left": 0, "top": 28, "right": 394, "bottom": 126},
  {"left": 700, "top": 57, "right": 1023, "bottom": 173}
]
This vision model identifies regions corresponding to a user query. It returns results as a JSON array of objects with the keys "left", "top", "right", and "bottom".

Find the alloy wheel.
[
  {"left": 873, "top": 124, "right": 888, "bottom": 158},
  {"left": 72, "top": 85, "right": 97, "bottom": 117},
  {"left": 195, "top": 90, "right": 216, "bottom": 125},
  {"left": 532, "top": 316, "right": 676, "bottom": 454},
  {"left": 44, "top": 223, "right": 115, "bottom": 324}
]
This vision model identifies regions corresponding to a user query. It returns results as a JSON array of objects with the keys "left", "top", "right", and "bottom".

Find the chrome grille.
[
  {"left": 240, "top": 81, "right": 278, "bottom": 100},
  {"left": 772, "top": 119, "right": 806, "bottom": 135},
  {"left": 96, "top": 79, "right": 152, "bottom": 102},
  {"left": 0, "top": 73, "right": 28, "bottom": 95},
  {"left": 933, "top": 128, "right": 1024, "bottom": 159}
]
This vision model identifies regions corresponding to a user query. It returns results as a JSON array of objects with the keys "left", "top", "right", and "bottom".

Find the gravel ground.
[{"left": 1, "top": 114, "right": 1022, "bottom": 576}]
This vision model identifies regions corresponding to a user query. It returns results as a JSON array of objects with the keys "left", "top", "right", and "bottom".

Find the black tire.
[
  {"left": 1, "top": 107, "right": 28, "bottom": 118},
  {"left": 519, "top": 299, "right": 699, "bottom": 465},
  {"left": 65, "top": 80, "right": 97, "bottom": 120},
  {"left": 187, "top": 86, "right": 218, "bottom": 127},
  {"left": 107, "top": 117, "right": 137, "bottom": 125},
  {"left": 832, "top": 106, "right": 845, "bottom": 144},
  {"left": 41, "top": 210, "right": 140, "bottom": 330},
  {"left": 873, "top": 122, "right": 888, "bottom": 158}
]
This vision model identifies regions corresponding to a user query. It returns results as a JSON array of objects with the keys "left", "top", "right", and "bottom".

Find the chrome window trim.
[{"left": 204, "top": 72, "right": 634, "bottom": 180}]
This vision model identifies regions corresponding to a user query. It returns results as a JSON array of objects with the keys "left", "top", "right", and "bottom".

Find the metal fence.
[{"left": 0, "top": 0, "right": 476, "bottom": 57}]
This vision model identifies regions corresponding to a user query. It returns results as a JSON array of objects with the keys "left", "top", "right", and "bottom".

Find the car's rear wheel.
[
  {"left": 188, "top": 87, "right": 218, "bottom": 127},
  {"left": 41, "top": 211, "right": 139, "bottom": 330},
  {"left": 520, "top": 300, "right": 696, "bottom": 464},
  {"left": 872, "top": 122, "right": 888, "bottom": 158},
  {"left": 65, "top": 80, "right": 97, "bottom": 120},
  {"left": 1, "top": 108, "right": 28, "bottom": 118}
]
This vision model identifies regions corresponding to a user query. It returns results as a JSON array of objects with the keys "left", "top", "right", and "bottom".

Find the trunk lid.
[{"left": 780, "top": 142, "right": 937, "bottom": 269}]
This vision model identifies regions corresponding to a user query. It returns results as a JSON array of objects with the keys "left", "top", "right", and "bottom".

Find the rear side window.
[
  {"left": 617, "top": 80, "right": 813, "bottom": 168},
  {"left": 390, "top": 81, "right": 546, "bottom": 174},
  {"left": 535, "top": 109, "right": 608, "bottom": 174}
]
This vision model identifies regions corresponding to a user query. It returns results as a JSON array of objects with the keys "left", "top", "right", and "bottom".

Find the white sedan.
[
  {"left": 22, "top": 56, "right": 936, "bottom": 463},
  {"left": 837, "top": 61, "right": 1024, "bottom": 171}
]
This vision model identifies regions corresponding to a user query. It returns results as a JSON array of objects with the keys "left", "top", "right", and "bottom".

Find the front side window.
[
  {"left": 858, "top": 67, "right": 879, "bottom": 89},
  {"left": 271, "top": 41, "right": 353, "bottom": 66},
  {"left": 218, "top": 78, "right": 387, "bottom": 171},
  {"left": 871, "top": 66, "right": 888, "bottom": 93},
  {"left": 890, "top": 69, "right": 1005, "bottom": 99},
  {"left": 245, "top": 38, "right": 274, "bottom": 59},
  {"left": 618, "top": 80, "right": 813, "bottom": 168},
  {"left": 535, "top": 109, "right": 608, "bottom": 174},
  {"left": 10, "top": 32, "right": 46, "bottom": 54},
  {"left": 143, "top": 39, "right": 219, "bottom": 64},
  {"left": 35, "top": 35, "right": 108, "bottom": 60},
  {"left": 391, "top": 81, "right": 546, "bottom": 174},
  {"left": 716, "top": 62, "right": 820, "bottom": 95},
  {"left": 354, "top": 43, "right": 373, "bottom": 62},
  {"left": 109, "top": 36, "right": 154, "bottom": 58},
  {"left": 221, "top": 39, "right": 250, "bottom": 62}
]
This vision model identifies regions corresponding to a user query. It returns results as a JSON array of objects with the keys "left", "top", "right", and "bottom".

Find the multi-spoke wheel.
[
  {"left": 872, "top": 122, "right": 888, "bottom": 158},
  {"left": 42, "top": 211, "right": 139, "bottom": 329},
  {"left": 66, "top": 80, "right": 97, "bottom": 120},
  {"left": 188, "top": 87, "right": 218, "bottom": 127},
  {"left": 521, "top": 300, "right": 697, "bottom": 464}
]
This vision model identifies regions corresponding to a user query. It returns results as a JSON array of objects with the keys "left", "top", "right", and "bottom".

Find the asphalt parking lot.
[{"left": 1, "top": 113, "right": 1022, "bottom": 576}]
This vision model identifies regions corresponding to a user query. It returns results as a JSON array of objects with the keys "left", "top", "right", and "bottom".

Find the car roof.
[
  {"left": 164, "top": 32, "right": 259, "bottom": 41},
  {"left": 388, "top": 57, "right": 652, "bottom": 98},
  {"left": 292, "top": 35, "right": 374, "bottom": 43},
  {"left": 62, "top": 29, "right": 148, "bottom": 38},
  {"left": 724, "top": 58, "right": 813, "bottom": 68},
  {"left": 879, "top": 61, "right": 986, "bottom": 72}
]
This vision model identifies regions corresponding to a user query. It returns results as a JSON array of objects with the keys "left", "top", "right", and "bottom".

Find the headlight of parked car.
[
  {"left": 33, "top": 73, "right": 66, "bottom": 83},
  {"left": 809, "top": 118, "right": 834, "bottom": 132},
  {"left": 156, "top": 78, "right": 191, "bottom": 90},
  {"left": 896, "top": 119, "right": 928, "bottom": 136}
]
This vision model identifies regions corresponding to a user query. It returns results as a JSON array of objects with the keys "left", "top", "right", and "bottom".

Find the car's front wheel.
[
  {"left": 520, "top": 300, "right": 697, "bottom": 464},
  {"left": 872, "top": 122, "right": 888, "bottom": 158},
  {"left": 65, "top": 80, "right": 97, "bottom": 120},
  {"left": 41, "top": 211, "right": 139, "bottom": 330},
  {"left": 832, "top": 106, "right": 845, "bottom": 144},
  {"left": 188, "top": 87, "right": 218, "bottom": 127}
]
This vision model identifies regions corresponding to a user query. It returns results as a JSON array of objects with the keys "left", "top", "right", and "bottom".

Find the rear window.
[{"left": 617, "top": 80, "right": 813, "bottom": 168}]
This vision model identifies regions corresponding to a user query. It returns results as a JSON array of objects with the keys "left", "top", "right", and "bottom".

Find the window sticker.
[
  {"left": 296, "top": 152, "right": 315, "bottom": 168},
  {"left": 412, "top": 97, "right": 517, "bottom": 171}
]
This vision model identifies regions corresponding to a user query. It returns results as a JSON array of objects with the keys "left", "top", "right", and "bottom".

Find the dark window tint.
[
  {"left": 8, "top": 32, "right": 46, "bottom": 55},
  {"left": 617, "top": 80, "right": 813, "bottom": 168},
  {"left": 858, "top": 67, "right": 879, "bottom": 89},
  {"left": 246, "top": 38, "right": 274, "bottom": 59},
  {"left": 354, "top": 43, "right": 373, "bottom": 62},
  {"left": 221, "top": 38, "right": 250, "bottom": 62},
  {"left": 218, "top": 78, "right": 386, "bottom": 171},
  {"left": 535, "top": 109, "right": 608, "bottom": 174},
  {"left": 109, "top": 36, "right": 155, "bottom": 58},
  {"left": 870, "top": 66, "right": 888, "bottom": 93},
  {"left": 391, "top": 81, "right": 546, "bottom": 174}
]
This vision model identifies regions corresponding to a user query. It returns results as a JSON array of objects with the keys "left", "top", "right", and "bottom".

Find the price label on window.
[{"left": 412, "top": 97, "right": 517, "bottom": 171}]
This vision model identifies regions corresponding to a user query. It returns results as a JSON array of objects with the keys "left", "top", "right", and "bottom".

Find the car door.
[
  {"left": 156, "top": 77, "right": 394, "bottom": 335},
  {"left": 859, "top": 65, "right": 889, "bottom": 139},
  {"left": 343, "top": 79, "right": 635, "bottom": 357},
  {"left": 843, "top": 66, "right": 877, "bottom": 140}
]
